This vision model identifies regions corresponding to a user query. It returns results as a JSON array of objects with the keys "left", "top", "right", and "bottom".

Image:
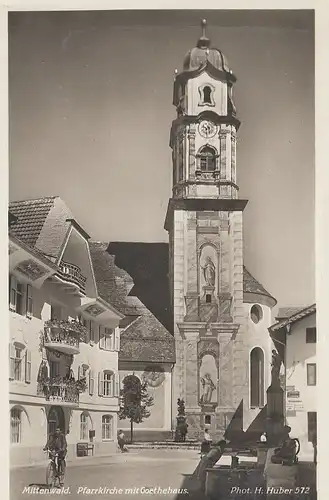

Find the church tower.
[{"left": 165, "top": 20, "right": 275, "bottom": 438}]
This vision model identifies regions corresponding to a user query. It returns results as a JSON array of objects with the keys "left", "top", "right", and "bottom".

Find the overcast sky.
[{"left": 8, "top": 10, "right": 314, "bottom": 308}]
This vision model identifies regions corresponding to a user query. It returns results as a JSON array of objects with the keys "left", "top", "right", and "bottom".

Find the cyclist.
[{"left": 43, "top": 427, "right": 67, "bottom": 483}]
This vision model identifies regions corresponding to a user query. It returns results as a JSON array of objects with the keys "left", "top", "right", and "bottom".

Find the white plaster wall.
[
  {"left": 187, "top": 73, "right": 227, "bottom": 116},
  {"left": 285, "top": 314, "right": 316, "bottom": 460},
  {"left": 119, "top": 366, "right": 172, "bottom": 431},
  {"left": 242, "top": 302, "right": 274, "bottom": 430},
  {"left": 10, "top": 280, "right": 120, "bottom": 467}
]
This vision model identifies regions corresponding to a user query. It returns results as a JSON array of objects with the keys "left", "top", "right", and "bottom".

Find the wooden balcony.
[
  {"left": 56, "top": 261, "right": 87, "bottom": 295},
  {"left": 37, "top": 378, "right": 81, "bottom": 407},
  {"left": 43, "top": 320, "right": 87, "bottom": 355}
]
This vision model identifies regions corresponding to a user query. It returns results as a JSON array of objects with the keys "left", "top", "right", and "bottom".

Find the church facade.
[{"left": 164, "top": 21, "right": 277, "bottom": 439}]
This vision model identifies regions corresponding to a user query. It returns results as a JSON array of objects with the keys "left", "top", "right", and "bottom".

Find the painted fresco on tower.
[{"left": 199, "top": 354, "right": 218, "bottom": 405}]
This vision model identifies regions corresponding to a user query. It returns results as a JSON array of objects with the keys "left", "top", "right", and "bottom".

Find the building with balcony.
[
  {"left": 269, "top": 304, "right": 317, "bottom": 461},
  {"left": 9, "top": 197, "right": 124, "bottom": 467}
]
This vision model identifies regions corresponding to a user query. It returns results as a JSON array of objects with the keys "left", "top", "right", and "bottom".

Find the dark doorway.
[{"left": 47, "top": 406, "right": 65, "bottom": 437}]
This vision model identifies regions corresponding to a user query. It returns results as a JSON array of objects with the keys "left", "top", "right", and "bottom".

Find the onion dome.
[{"left": 183, "top": 19, "right": 231, "bottom": 74}]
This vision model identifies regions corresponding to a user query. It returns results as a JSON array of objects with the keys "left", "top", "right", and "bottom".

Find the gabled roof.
[
  {"left": 9, "top": 196, "right": 93, "bottom": 265},
  {"left": 276, "top": 307, "right": 305, "bottom": 320},
  {"left": 9, "top": 197, "right": 57, "bottom": 248},
  {"left": 120, "top": 315, "right": 175, "bottom": 363},
  {"left": 269, "top": 304, "right": 316, "bottom": 333}
]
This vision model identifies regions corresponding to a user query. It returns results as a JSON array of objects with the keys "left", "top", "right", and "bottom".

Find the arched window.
[
  {"left": 250, "top": 348, "right": 265, "bottom": 408},
  {"left": 80, "top": 412, "right": 90, "bottom": 441},
  {"left": 102, "top": 415, "right": 113, "bottom": 440},
  {"left": 9, "top": 342, "right": 31, "bottom": 383},
  {"left": 198, "top": 84, "right": 215, "bottom": 106},
  {"left": 203, "top": 86, "right": 212, "bottom": 104},
  {"left": 199, "top": 146, "right": 217, "bottom": 172},
  {"left": 10, "top": 407, "right": 21, "bottom": 443}
]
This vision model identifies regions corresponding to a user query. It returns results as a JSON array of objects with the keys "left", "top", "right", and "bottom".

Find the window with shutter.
[
  {"left": 9, "top": 344, "right": 15, "bottom": 380},
  {"left": 26, "top": 285, "right": 33, "bottom": 318},
  {"left": 114, "top": 329, "right": 120, "bottom": 351},
  {"left": 103, "top": 371, "right": 114, "bottom": 396},
  {"left": 114, "top": 373, "right": 119, "bottom": 397},
  {"left": 100, "top": 328, "right": 115, "bottom": 351},
  {"left": 89, "top": 370, "right": 95, "bottom": 396},
  {"left": 25, "top": 350, "right": 31, "bottom": 383},
  {"left": 99, "top": 326, "right": 106, "bottom": 349},
  {"left": 98, "top": 372, "right": 104, "bottom": 396},
  {"left": 13, "top": 346, "right": 23, "bottom": 381},
  {"left": 9, "top": 275, "right": 17, "bottom": 311},
  {"left": 9, "top": 276, "right": 25, "bottom": 315}
]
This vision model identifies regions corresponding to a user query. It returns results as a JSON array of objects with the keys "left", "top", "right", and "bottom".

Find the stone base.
[
  {"left": 185, "top": 409, "right": 233, "bottom": 441},
  {"left": 264, "top": 448, "right": 297, "bottom": 499}
]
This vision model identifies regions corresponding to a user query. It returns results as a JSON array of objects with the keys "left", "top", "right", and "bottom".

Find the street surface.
[{"left": 10, "top": 449, "right": 202, "bottom": 500}]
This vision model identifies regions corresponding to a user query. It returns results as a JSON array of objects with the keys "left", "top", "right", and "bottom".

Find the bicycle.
[{"left": 45, "top": 449, "right": 66, "bottom": 488}]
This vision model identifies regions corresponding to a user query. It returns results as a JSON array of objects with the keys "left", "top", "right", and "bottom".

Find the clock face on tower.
[{"left": 198, "top": 120, "right": 217, "bottom": 138}]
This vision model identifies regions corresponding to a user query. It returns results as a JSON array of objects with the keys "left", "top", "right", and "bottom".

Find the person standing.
[
  {"left": 194, "top": 440, "right": 227, "bottom": 493},
  {"left": 118, "top": 430, "right": 129, "bottom": 453},
  {"left": 200, "top": 428, "right": 212, "bottom": 457}
]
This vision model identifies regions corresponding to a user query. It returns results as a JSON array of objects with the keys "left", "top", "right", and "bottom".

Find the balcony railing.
[
  {"left": 57, "top": 260, "right": 87, "bottom": 294},
  {"left": 37, "top": 377, "right": 82, "bottom": 406},
  {"left": 43, "top": 319, "right": 87, "bottom": 355}
]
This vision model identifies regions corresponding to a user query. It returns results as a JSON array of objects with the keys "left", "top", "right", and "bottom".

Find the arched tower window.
[
  {"left": 199, "top": 146, "right": 216, "bottom": 172},
  {"left": 198, "top": 83, "right": 215, "bottom": 106},
  {"left": 203, "top": 86, "right": 212, "bottom": 104},
  {"left": 250, "top": 347, "right": 264, "bottom": 408}
]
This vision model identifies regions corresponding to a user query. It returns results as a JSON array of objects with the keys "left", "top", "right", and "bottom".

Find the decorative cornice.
[
  {"left": 173, "top": 61, "right": 236, "bottom": 96},
  {"left": 164, "top": 198, "right": 248, "bottom": 231}
]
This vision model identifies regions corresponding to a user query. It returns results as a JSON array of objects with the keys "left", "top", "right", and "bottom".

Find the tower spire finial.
[
  {"left": 201, "top": 18, "right": 207, "bottom": 38},
  {"left": 197, "top": 18, "right": 210, "bottom": 49}
]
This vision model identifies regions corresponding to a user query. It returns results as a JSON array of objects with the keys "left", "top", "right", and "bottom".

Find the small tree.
[{"left": 118, "top": 375, "right": 154, "bottom": 443}]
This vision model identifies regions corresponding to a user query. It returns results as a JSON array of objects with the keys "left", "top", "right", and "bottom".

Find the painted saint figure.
[
  {"left": 201, "top": 256, "right": 216, "bottom": 287},
  {"left": 200, "top": 373, "right": 216, "bottom": 404}
]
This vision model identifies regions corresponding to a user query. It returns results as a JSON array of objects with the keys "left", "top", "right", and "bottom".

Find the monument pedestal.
[{"left": 266, "top": 383, "right": 284, "bottom": 446}]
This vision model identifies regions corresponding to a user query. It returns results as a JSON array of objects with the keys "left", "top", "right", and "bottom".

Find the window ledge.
[{"left": 101, "top": 439, "right": 114, "bottom": 443}]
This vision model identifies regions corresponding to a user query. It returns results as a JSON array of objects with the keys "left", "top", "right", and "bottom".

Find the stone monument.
[{"left": 266, "top": 349, "right": 284, "bottom": 445}]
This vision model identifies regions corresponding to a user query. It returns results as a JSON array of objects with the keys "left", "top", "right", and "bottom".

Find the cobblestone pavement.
[{"left": 10, "top": 449, "right": 201, "bottom": 500}]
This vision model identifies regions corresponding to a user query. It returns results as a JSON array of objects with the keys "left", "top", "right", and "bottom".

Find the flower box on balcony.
[
  {"left": 45, "top": 319, "right": 87, "bottom": 342},
  {"left": 43, "top": 319, "right": 87, "bottom": 355},
  {"left": 37, "top": 376, "right": 87, "bottom": 406}
]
